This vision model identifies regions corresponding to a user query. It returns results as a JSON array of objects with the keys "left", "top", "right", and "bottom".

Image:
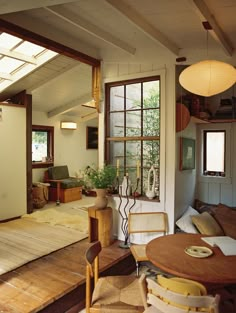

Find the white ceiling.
[{"left": 0, "top": 0, "right": 235, "bottom": 119}]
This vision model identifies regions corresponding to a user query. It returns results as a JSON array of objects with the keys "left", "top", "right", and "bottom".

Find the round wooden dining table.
[{"left": 146, "top": 233, "right": 236, "bottom": 286}]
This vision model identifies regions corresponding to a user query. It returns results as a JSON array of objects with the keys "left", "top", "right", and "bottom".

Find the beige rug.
[{"left": 0, "top": 207, "right": 88, "bottom": 275}]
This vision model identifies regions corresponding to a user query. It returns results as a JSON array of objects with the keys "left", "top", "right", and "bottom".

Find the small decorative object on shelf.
[{"left": 146, "top": 165, "right": 156, "bottom": 199}]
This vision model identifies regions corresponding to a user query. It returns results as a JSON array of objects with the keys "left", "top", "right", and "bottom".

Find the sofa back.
[{"left": 48, "top": 165, "right": 69, "bottom": 180}]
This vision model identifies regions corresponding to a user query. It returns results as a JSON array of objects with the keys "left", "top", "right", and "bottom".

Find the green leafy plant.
[{"left": 84, "top": 165, "right": 116, "bottom": 189}]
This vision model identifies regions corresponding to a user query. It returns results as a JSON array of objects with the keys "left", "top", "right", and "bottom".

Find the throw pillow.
[
  {"left": 191, "top": 212, "right": 224, "bottom": 236},
  {"left": 176, "top": 206, "right": 199, "bottom": 233},
  {"left": 213, "top": 204, "right": 236, "bottom": 239}
]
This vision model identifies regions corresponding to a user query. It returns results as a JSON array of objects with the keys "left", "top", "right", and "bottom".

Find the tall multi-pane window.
[
  {"left": 203, "top": 130, "right": 225, "bottom": 176},
  {"left": 105, "top": 76, "right": 160, "bottom": 197}
]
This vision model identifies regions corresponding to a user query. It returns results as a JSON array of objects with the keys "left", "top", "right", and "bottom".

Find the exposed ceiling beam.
[
  {"left": 44, "top": 6, "right": 136, "bottom": 55},
  {"left": 105, "top": 0, "right": 179, "bottom": 56},
  {"left": 0, "top": 47, "right": 37, "bottom": 64},
  {"left": 0, "top": 72, "right": 12, "bottom": 80},
  {"left": 189, "top": 0, "right": 234, "bottom": 56},
  {"left": 0, "top": 0, "right": 75, "bottom": 14},
  {"left": 48, "top": 92, "right": 92, "bottom": 118},
  {"left": 79, "top": 111, "right": 98, "bottom": 122}
]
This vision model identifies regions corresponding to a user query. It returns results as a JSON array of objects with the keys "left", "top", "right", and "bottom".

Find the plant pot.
[{"left": 95, "top": 188, "right": 108, "bottom": 209}]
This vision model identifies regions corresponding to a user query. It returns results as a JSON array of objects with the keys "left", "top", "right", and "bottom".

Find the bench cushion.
[{"left": 48, "top": 165, "right": 69, "bottom": 180}]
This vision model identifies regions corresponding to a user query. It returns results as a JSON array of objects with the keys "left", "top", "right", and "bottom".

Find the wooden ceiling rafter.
[
  {"left": 105, "top": 0, "right": 179, "bottom": 56},
  {"left": 0, "top": 18, "right": 101, "bottom": 116},
  {"left": 190, "top": 0, "right": 234, "bottom": 56},
  {"left": 44, "top": 6, "right": 136, "bottom": 55}
]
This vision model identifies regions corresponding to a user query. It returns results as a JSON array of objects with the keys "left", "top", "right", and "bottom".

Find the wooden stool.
[{"left": 88, "top": 206, "right": 113, "bottom": 247}]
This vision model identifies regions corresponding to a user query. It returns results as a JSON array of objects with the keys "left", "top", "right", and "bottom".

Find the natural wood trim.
[
  {"left": 92, "top": 65, "right": 101, "bottom": 112},
  {"left": 106, "top": 136, "right": 160, "bottom": 141},
  {"left": 0, "top": 19, "right": 100, "bottom": 67}
]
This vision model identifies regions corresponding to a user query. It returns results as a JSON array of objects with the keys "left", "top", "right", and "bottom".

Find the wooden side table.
[{"left": 88, "top": 206, "right": 113, "bottom": 247}]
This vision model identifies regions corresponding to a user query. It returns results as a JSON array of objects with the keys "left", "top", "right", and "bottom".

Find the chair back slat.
[
  {"left": 128, "top": 212, "right": 168, "bottom": 234},
  {"left": 147, "top": 278, "right": 220, "bottom": 313}
]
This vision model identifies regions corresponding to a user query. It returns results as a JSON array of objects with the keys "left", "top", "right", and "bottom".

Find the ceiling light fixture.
[
  {"left": 60, "top": 121, "right": 77, "bottom": 130},
  {"left": 179, "top": 22, "right": 236, "bottom": 97}
]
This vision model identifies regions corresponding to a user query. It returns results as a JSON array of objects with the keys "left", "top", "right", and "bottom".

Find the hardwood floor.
[{"left": 0, "top": 239, "right": 135, "bottom": 313}]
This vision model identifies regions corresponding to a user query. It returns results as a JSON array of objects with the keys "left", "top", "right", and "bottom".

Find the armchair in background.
[{"left": 44, "top": 165, "right": 83, "bottom": 204}]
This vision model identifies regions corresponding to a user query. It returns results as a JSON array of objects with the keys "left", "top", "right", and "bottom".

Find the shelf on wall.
[{"left": 190, "top": 116, "right": 210, "bottom": 124}]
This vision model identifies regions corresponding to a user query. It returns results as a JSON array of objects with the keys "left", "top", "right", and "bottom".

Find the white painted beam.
[
  {"left": 190, "top": 0, "right": 234, "bottom": 56},
  {"left": 0, "top": 47, "right": 37, "bottom": 64},
  {"left": 79, "top": 111, "right": 98, "bottom": 122},
  {"left": 105, "top": 0, "right": 179, "bottom": 56},
  {"left": 47, "top": 92, "right": 92, "bottom": 118},
  {"left": 0, "top": 0, "right": 75, "bottom": 14},
  {"left": 0, "top": 72, "right": 12, "bottom": 80},
  {"left": 44, "top": 6, "right": 136, "bottom": 55}
]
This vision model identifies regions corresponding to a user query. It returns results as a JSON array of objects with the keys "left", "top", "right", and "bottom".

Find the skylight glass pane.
[
  {"left": 0, "top": 56, "right": 24, "bottom": 73},
  {"left": 0, "top": 33, "right": 22, "bottom": 49},
  {"left": 15, "top": 41, "right": 45, "bottom": 56}
]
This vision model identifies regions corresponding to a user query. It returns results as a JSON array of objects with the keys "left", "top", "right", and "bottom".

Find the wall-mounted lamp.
[{"left": 60, "top": 121, "right": 77, "bottom": 130}]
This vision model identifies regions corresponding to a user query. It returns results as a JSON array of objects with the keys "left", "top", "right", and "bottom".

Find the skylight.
[{"left": 0, "top": 32, "right": 58, "bottom": 93}]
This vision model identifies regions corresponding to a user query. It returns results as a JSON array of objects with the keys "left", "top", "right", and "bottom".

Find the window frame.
[
  {"left": 197, "top": 123, "right": 231, "bottom": 184},
  {"left": 105, "top": 75, "right": 161, "bottom": 197},
  {"left": 203, "top": 130, "right": 226, "bottom": 176},
  {"left": 32, "top": 125, "right": 54, "bottom": 169}
]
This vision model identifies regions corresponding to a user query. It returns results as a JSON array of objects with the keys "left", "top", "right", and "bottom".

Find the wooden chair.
[
  {"left": 128, "top": 212, "right": 168, "bottom": 276},
  {"left": 142, "top": 276, "right": 220, "bottom": 313},
  {"left": 85, "top": 241, "right": 145, "bottom": 313}
]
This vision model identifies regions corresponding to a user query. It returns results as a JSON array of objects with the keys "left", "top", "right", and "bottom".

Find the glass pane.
[
  {"left": 206, "top": 132, "right": 225, "bottom": 172},
  {"left": 126, "top": 111, "right": 141, "bottom": 136},
  {"left": 110, "top": 112, "right": 124, "bottom": 137},
  {"left": 32, "top": 131, "right": 48, "bottom": 162},
  {"left": 0, "top": 56, "right": 24, "bottom": 74},
  {"left": 110, "top": 86, "right": 124, "bottom": 111},
  {"left": 143, "top": 80, "right": 160, "bottom": 108},
  {"left": 15, "top": 41, "right": 45, "bottom": 56},
  {"left": 126, "top": 83, "right": 141, "bottom": 110},
  {"left": 143, "top": 109, "right": 160, "bottom": 136},
  {"left": 143, "top": 140, "right": 160, "bottom": 168},
  {"left": 0, "top": 33, "right": 22, "bottom": 49}
]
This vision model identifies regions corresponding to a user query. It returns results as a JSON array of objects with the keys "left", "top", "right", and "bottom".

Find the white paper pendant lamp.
[{"left": 179, "top": 60, "right": 236, "bottom": 97}]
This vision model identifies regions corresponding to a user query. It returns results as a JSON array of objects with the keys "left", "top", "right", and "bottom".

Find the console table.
[{"left": 88, "top": 206, "right": 113, "bottom": 247}]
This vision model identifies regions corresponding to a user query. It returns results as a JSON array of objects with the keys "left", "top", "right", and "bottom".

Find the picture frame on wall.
[
  {"left": 179, "top": 137, "right": 195, "bottom": 170},
  {"left": 86, "top": 126, "right": 98, "bottom": 149}
]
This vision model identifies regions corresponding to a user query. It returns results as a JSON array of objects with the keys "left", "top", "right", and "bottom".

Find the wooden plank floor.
[{"left": 0, "top": 239, "right": 135, "bottom": 313}]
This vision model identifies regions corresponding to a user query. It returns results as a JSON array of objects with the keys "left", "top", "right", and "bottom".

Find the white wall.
[
  {"left": 100, "top": 61, "right": 176, "bottom": 234},
  {"left": 0, "top": 105, "right": 27, "bottom": 220},
  {"left": 32, "top": 111, "right": 98, "bottom": 182},
  {"left": 175, "top": 119, "right": 197, "bottom": 220}
]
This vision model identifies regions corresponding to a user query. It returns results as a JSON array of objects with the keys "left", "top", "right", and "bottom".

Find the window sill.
[
  {"left": 198, "top": 174, "right": 231, "bottom": 184},
  {"left": 111, "top": 194, "right": 160, "bottom": 202},
  {"left": 32, "top": 161, "right": 54, "bottom": 169}
]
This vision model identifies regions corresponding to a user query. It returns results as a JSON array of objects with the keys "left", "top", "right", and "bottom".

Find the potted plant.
[{"left": 84, "top": 165, "right": 116, "bottom": 209}]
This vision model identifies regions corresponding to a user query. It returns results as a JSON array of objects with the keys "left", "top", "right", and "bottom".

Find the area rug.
[{"left": 0, "top": 207, "right": 88, "bottom": 275}]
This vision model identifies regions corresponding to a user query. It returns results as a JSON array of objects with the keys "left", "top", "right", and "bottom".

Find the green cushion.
[
  {"left": 48, "top": 166, "right": 69, "bottom": 180},
  {"left": 50, "top": 178, "right": 82, "bottom": 189}
]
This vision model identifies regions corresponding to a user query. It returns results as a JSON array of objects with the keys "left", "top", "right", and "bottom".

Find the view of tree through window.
[
  {"left": 32, "top": 125, "right": 54, "bottom": 168},
  {"left": 105, "top": 76, "right": 160, "bottom": 197}
]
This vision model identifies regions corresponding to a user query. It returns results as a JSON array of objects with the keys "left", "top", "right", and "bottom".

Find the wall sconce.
[{"left": 60, "top": 122, "right": 77, "bottom": 130}]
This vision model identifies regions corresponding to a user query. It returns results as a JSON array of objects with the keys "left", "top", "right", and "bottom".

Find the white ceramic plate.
[{"left": 184, "top": 245, "right": 213, "bottom": 258}]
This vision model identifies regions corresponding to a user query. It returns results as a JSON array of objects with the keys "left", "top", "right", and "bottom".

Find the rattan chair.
[
  {"left": 142, "top": 276, "right": 220, "bottom": 313},
  {"left": 128, "top": 212, "right": 168, "bottom": 276},
  {"left": 85, "top": 241, "right": 145, "bottom": 313}
]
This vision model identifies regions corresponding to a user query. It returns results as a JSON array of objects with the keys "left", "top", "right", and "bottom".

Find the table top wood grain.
[{"left": 146, "top": 233, "right": 236, "bottom": 285}]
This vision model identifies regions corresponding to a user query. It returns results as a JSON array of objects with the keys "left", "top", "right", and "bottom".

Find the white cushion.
[{"left": 176, "top": 206, "right": 199, "bottom": 233}]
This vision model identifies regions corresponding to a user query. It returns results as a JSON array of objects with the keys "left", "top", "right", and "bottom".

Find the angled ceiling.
[{"left": 0, "top": 0, "right": 235, "bottom": 119}]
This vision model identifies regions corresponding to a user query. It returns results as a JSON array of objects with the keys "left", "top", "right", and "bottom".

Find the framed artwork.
[
  {"left": 86, "top": 126, "right": 98, "bottom": 149},
  {"left": 179, "top": 137, "right": 195, "bottom": 170}
]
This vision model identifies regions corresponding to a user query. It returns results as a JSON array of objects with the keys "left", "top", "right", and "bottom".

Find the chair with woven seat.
[
  {"left": 85, "top": 240, "right": 145, "bottom": 313},
  {"left": 141, "top": 275, "right": 220, "bottom": 313},
  {"left": 128, "top": 212, "right": 168, "bottom": 276}
]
